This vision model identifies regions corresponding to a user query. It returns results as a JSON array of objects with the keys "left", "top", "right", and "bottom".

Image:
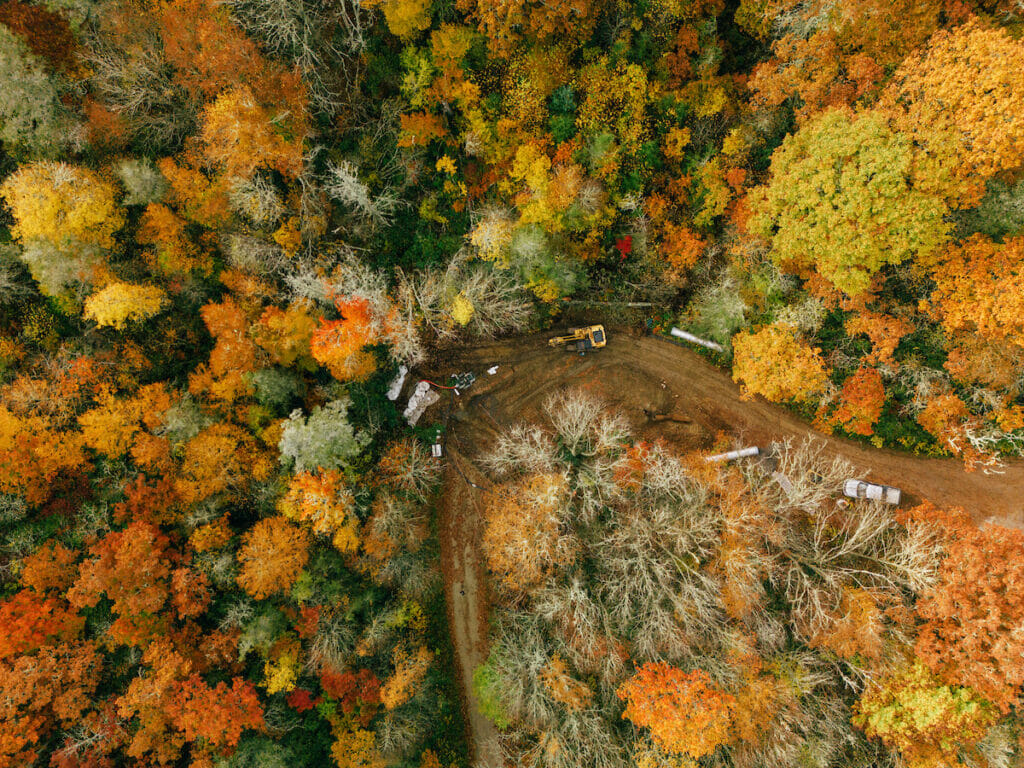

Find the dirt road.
[{"left": 431, "top": 327, "right": 1024, "bottom": 765}]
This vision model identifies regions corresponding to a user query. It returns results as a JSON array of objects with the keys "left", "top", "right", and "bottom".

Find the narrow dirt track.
[{"left": 431, "top": 326, "right": 1024, "bottom": 765}]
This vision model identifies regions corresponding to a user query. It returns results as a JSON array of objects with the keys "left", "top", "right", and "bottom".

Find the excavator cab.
[{"left": 547, "top": 325, "right": 607, "bottom": 354}]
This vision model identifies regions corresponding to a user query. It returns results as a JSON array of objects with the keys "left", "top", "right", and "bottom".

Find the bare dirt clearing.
[{"left": 430, "top": 327, "right": 1024, "bottom": 764}]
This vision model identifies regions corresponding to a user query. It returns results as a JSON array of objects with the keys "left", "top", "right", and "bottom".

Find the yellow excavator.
[{"left": 548, "top": 325, "right": 607, "bottom": 354}]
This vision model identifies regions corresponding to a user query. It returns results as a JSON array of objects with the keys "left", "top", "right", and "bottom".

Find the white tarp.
[
  {"left": 403, "top": 381, "right": 440, "bottom": 426},
  {"left": 386, "top": 365, "right": 409, "bottom": 401}
]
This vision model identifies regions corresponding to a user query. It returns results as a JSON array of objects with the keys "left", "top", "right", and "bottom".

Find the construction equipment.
[{"left": 548, "top": 325, "right": 607, "bottom": 353}]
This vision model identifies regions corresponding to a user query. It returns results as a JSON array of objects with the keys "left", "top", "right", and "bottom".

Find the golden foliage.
[
  {"left": 538, "top": 654, "right": 593, "bottom": 711},
  {"left": 732, "top": 323, "right": 828, "bottom": 403},
  {"left": 201, "top": 86, "right": 306, "bottom": 180},
  {"left": 482, "top": 472, "right": 574, "bottom": 593},
  {"left": 84, "top": 282, "right": 168, "bottom": 330},
  {"left": 379, "top": 645, "right": 433, "bottom": 710},
  {"left": 881, "top": 18, "right": 1024, "bottom": 205},
  {"left": 0, "top": 162, "right": 124, "bottom": 249},
  {"left": 278, "top": 470, "right": 359, "bottom": 553}
]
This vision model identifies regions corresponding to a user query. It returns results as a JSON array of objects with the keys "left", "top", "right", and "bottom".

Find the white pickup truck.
[{"left": 843, "top": 479, "right": 901, "bottom": 505}]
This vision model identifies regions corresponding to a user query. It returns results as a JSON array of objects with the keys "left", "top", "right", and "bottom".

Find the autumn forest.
[{"left": 0, "top": 0, "right": 1023, "bottom": 766}]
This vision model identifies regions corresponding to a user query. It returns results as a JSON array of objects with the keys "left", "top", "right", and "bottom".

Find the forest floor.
[{"left": 428, "top": 326, "right": 1024, "bottom": 765}]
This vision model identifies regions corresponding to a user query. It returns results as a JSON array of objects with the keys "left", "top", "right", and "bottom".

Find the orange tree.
[
  {"left": 617, "top": 664, "right": 736, "bottom": 758},
  {"left": 904, "top": 504, "right": 1024, "bottom": 712}
]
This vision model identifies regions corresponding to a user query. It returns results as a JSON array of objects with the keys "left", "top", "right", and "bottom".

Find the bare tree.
[
  {"left": 396, "top": 250, "right": 534, "bottom": 343},
  {"left": 515, "top": 709, "right": 627, "bottom": 768},
  {"left": 223, "top": 0, "right": 370, "bottom": 113},
  {"left": 596, "top": 501, "right": 725, "bottom": 662},
  {"left": 306, "top": 609, "right": 357, "bottom": 673},
  {"left": 542, "top": 390, "right": 608, "bottom": 457},
  {"left": 84, "top": 19, "right": 194, "bottom": 151},
  {"left": 481, "top": 424, "right": 559, "bottom": 478},
  {"left": 229, "top": 175, "right": 286, "bottom": 228},
  {"left": 323, "top": 159, "right": 399, "bottom": 227}
]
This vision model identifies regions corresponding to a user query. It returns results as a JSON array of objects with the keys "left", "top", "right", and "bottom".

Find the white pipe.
[
  {"left": 704, "top": 446, "right": 759, "bottom": 463},
  {"left": 670, "top": 327, "right": 724, "bottom": 352}
]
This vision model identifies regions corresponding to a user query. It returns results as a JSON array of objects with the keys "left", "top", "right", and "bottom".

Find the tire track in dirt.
[{"left": 431, "top": 326, "right": 1024, "bottom": 765}]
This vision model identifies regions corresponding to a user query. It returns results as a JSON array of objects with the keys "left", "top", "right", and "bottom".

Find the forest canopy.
[{"left": 0, "top": 0, "right": 1022, "bottom": 766}]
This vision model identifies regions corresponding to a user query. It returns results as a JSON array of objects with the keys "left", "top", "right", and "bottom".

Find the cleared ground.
[{"left": 425, "top": 327, "right": 1024, "bottom": 765}]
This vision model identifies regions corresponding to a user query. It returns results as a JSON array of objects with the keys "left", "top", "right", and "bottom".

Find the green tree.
[
  {"left": 749, "top": 107, "right": 949, "bottom": 295},
  {"left": 852, "top": 661, "right": 997, "bottom": 767}
]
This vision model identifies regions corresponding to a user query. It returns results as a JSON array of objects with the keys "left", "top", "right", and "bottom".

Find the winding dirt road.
[{"left": 430, "top": 327, "right": 1024, "bottom": 766}]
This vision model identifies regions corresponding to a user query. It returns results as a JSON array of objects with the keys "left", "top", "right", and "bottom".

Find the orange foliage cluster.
[
  {"left": 0, "top": 407, "right": 86, "bottom": 505},
  {"left": 236, "top": 517, "right": 311, "bottom": 600},
  {"left": 905, "top": 504, "right": 1024, "bottom": 712},
  {"left": 928, "top": 235, "right": 1024, "bottom": 348},
  {"left": 750, "top": 31, "right": 883, "bottom": 122},
  {"left": 826, "top": 366, "right": 885, "bottom": 436},
  {"left": 0, "top": 591, "right": 83, "bottom": 659},
  {"left": 310, "top": 297, "right": 380, "bottom": 382},
  {"left": 617, "top": 664, "right": 736, "bottom": 758},
  {"left": 0, "top": 641, "right": 102, "bottom": 768},
  {"left": 380, "top": 645, "right": 433, "bottom": 710},
  {"left": 67, "top": 522, "right": 175, "bottom": 646}
]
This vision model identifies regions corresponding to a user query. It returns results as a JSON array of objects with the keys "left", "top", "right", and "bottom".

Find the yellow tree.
[
  {"left": 175, "top": 424, "right": 267, "bottom": 505},
  {"left": 254, "top": 303, "right": 318, "bottom": 368},
  {"left": 0, "top": 162, "right": 125, "bottom": 295},
  {"left": 84, "top": 283, "right": 168, "bottom": 330},
  {"left": 0, "top": 162, "right": 124, "bottom": 249},
  {"left": 362, "top": 0, "right": 431, "bottom": 39},
  {"left": 852, "top": 661, "right": 997, "bottom": 767},
  {"left": 78, "top": 392, "right": 143, "bottom": 459},
  {"left": 731, "top": 323, "right": 828, "bottom": 403},
  {"left": 880, "top": 18, "right": 1024, "bottom": 206}
]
